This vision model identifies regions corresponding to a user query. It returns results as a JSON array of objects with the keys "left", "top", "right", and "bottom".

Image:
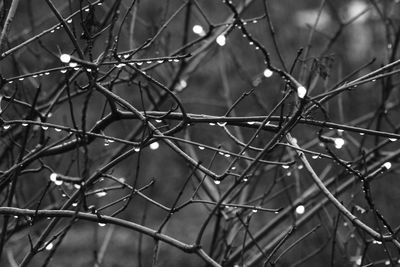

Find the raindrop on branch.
[{"left": 216, "top": 35, "right": 226, "bottom": 46}]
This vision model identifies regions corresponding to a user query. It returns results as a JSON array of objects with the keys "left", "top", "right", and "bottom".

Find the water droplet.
[
  {"left": 209, "top": 122, "right": 216, "bottom": 126},
  {"left": 32, "top": 75, "right": 38, "bottom": 78},
  {"left": 247, "top": 121, "right": 256, "bottom": 125},
  {"left": 54, "top": 180, "right": 63, "bottom": 186},
  {"left": 231, "top": 166, "right": 236, "bottom": 170},
  {"left": 337, "top": 129, "right": 344, "bottom": 133},
  {"left": 67, "top": 19, "right": 73, "bottom": 23},
  {"left": 19, "top": 78, "right": 24, "bottom": 81},
  {"left": 192, "top": 25, "right": 206, "bottom": 36},
  {"left": 157, "top": 60, "right": 164, "bottom": 63},
  {"left": 263, "top": 68, "right": 273, "bottom": 78},
  {"left": 297, "top": 86, "right": 307, "bottom": 99},
  {"left": 22, "top": 123, "right": 28, "bottom": 126},
  {"left": 385, "top": 260, "right": 390, "bottom": 265},
  {"left": 312, "top": 155, "right": 319, "bottom": 159},
  {"left": 372, "top": 240, "right": 382, "bottom": 244},
  {"left": 98, "top": 222, "right": 106, "bottom": 227},
  {"left": 60, "top": 54, "right": 71, "bottom": 63},
  {"left": 252, "top": 209, "right": 258, "bottom": 213},
  {"left": 72, "top": 203, "right": 78, "bottom": 207},
  {"left": 4, "top": 124, "right": 11, "bottom": 130},
  {"left": 298, "top": 165, "right": 303, "bottom": 170},
  {"left": 134, "top": 147, "right": 140, "bottom": 152},
  {"left": 253, "top": 20, "right": 257, "bottom": 23},
  {"left": 74, "top": 184, "right": 81, "bottom": 189},
  {"left": 45, "top": 242, "right": 54, "bottom": 250},
  {"left": 42, "top": 126, "right": 48, "bottom": 130},
  {"left": 173, "top": 59, "right": 180, "bottom": 63},
  {"left": 295, "top": 205, "right": 305, "bottom": 215},
  {"left": 175, "top": 80, "right": 187, "bottom": 92},
  {"left": 84, "top": 8, "right": 90, "bottom": 12},
  {"left": 136, "top": 62, "right": 143, "bottom": 66},
  {"left": 45, "top": 72, "right": 50, "bottom": 75},
  {"left": 389, "top": 138, "right": 397, "bottom": 142},
  {"left": 116, "top": 63, "right": 126, "bottom": 68},
  {"left": 224, "top": 154, "right": 230, "bottom": 158},
  {"left": 55, "top": 128, "right": 62, "bottom": 132},
  {"left": 123, "top": 54, "right": 130, "bottom": 59},
  {"left": 216, "top": 35, "right": 226, "bottom": 46},
  {"left": 146, "top": 61, "right": 152, "bottom": 64},
  {"left": 334, "top": 138, "right": 345, "bottom": 149},
  {"left": 96, "top": 191, "right": 107, "bottom": 197},
  {"left": 218, "top": 151, "right": 224, "bottom": 155},
  {"left": 50, "top": 30, "right": 55, "bottom": 33},
  {"left": 217, "top": 122, "right": 227, "bottom": 126},
  {"left": 69, "top": 62, "right": 78, "bottom": 68},
  {"left": 282, "top": 165, "right": 290, "bottom": 169},
  {"left": 60, "top": 69, "right": 67, "bottom": 73},
  {"left": 155, "top": 119, "right": 162, "bottom": 123},
  {"left": 150, "top": 142, "right": 159, "bottom": 150},
  {"left": 359, "top": 132, "right": 365, "bottom": 136},
  {"left": 50, "top": 173, "right": 58, "bottom": 182},
  {"left": 383, "top": 162, "right": 392, "bottom": 170},
  {"left": 249, "top": 41, "right": 254, "bottom": 45},
  {"left": 214, "top": 180, "right": 221, "bottom": 185},
  {"left": 198, "top": 146, "right": 205, "bottom": 150}
]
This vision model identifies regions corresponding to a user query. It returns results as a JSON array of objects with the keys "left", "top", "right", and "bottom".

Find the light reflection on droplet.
[
  {"left": 263, "top": 68, "right": 273, "bottom": 78},
  {"left": 295, "top": 205, "right": 305, "bottom": 215},
  {"left": 216, "top": 35, "right": 226, "bottom": 46},
  {"left": 45, "top": 242, "right": 54, "bottom": 251},
  {"left": 334, "top": 138, "right": 345, "bottom": 149},
  {"left": 297, "top": 86, "right": 307, "bottom": 99},
  {"left": 150, "top": 142, "right": 160, "bottom": 150},
  {"left": 96, "top": 191, "right": 107, "bottom": 197},
  {"left": 50, "top": 173, "right": 58, "bottom": 182}
]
